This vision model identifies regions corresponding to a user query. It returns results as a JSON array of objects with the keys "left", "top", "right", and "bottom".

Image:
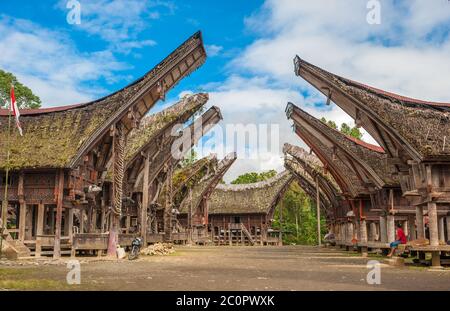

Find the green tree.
[
  {"left": 340, "top": 122, "right": 363, "bottom": 140},
  {"left": 320, "top": 117, "right": 337, "bottom": 130},
  {"left": 231, "top": 170, "right": 277, "bottom": 184},
  {"left": 273, "top": 181, "right": 326, "bottom": 245},
  {"left": 0, "top": 70, "right": 41, "bottom": 109},
  {"left": 321, "top": 117, "right": 363, "bottom": 140}
]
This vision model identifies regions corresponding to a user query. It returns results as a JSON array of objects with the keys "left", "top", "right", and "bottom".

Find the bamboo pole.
[{"left": 0, "top": 95, "right": 12, "bottom": 258}]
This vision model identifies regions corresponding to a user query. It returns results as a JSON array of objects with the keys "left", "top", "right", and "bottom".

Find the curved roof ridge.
[
  {"left": 0, "top": 32, "right": 204, "bottom": 118},
  {"left": 216, "top": 170, "right": 290, "bottom": 192},
  {"left": 294, "top": 56, "right": 450, "bottom": 110}
]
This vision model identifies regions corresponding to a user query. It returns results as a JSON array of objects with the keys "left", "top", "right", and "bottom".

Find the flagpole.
[{"left": 0, "top": 85, "right": 13, "bottom": 258}]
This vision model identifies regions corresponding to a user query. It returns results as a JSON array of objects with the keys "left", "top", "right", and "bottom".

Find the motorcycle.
[{"left": 128, "top": 237, "right": 143, "bottom": 260}]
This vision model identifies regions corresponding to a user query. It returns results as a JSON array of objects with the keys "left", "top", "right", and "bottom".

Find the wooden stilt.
[
  {"left": 18, "top": 202, "right": 26, "bottom": 241},
  {"left": 387, "top": 215, "right": 395, "bottom": 243},
  {"left": 379, "top": 216, "right": 387, "bottom": 243},
  {"left": 428, "top": 202, "right": 439, "bottom": 247},
  {"left": 80, "top": 209, "right": 85, "bottom": 234},
  {"left": 35, "top": 203, "right": 45, "bottom": 258},
  {"left": 438, "top": 217, "right": 445, "bottom": 244},
  {"left": 446, "top": 216, "right": 450, "bottom": 243},
  {"left": 315, "top": 176, "right": 321, "bottom": 246},
  {"left": 53, "top": 169, "right": 64, "bottom": 259},
  {"left": 369, "top": 222, "right": 377, "bottom": 241},
  {"left": 416, "top": 206, "right": 425, "bottom": 239},
  {"left": 408, "top": 215, "right": 416, "bottom": 241},
  {"left": 141, "top": 152, "right": 150, "bottom": 245},
  {"left": 67, "top": 209, "right": 74, "bottom": 241}
]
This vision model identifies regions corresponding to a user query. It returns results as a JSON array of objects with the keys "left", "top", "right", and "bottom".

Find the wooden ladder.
[{"left": 240, "top": 224, "right": 255, "bottom": 246}]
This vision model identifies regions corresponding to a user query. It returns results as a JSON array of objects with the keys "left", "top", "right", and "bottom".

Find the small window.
[{"left": 234, "top": 216, "right": 241, "bottom": 224}]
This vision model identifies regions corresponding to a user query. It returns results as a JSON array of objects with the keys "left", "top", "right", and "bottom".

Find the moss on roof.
[
  {"left": 289, "top": 107, "right": 398, "bottom": 187},
  {"left": 283, "top": 143, "right": 340, "bottom": 193},
  {"left": 158, "top": 155, "right": 218, "bottom": 209},
  {"left": 296, "top": 57, "right": 450, "bottom": 159},
  {"left": 284, "top": 158, "right": 331, "bottom": 212},
  {"left": 292, "top": 122, "right": 369, "bottom": 197},
  {"left": 125, "top": 93, "right": 208, "bottom": 162},
  {"left": 179, "top": 153, "right": 236, "bottom": 213},
  {"left": 207, "top": 171, "right": 293, "bottom": 215},
  {"left": 0, "top": 32, "right": 205, "bottom": 171}
]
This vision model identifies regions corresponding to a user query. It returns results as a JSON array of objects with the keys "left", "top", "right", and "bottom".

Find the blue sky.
[
  {"left": 1, "top": 1, "right": 450, "bottom": 181},
  {"left": 0, "top": 0, "right": 260, "bottom": 105}
]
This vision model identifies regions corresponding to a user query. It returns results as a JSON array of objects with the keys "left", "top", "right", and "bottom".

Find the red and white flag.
[{"left": 10, "top": 85, "right": 23, "bottom": 136}]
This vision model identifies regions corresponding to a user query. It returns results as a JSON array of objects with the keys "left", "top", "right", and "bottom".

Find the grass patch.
[{"left": 0, "top": 279, "right": 67, "bottom": 290}]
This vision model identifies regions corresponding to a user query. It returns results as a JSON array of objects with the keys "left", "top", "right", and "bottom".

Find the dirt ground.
[{"left": 1, "top": 245, "right": 449, "bottom": 291}]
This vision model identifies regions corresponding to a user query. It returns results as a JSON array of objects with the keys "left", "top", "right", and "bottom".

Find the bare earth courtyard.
[{"left": 1, "top": 245, "right": 449, "bottom": 291}]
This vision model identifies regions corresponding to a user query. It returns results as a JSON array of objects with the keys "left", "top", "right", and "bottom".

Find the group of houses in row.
[
  {"left": 285, "top": 56, "right": 450, "bottom": 267},
  {"left": 0, "top": 32, "right": 289, "bottom": 260},
  {"left": 1, "top": 31, "right": 449, "bottom": 267}
]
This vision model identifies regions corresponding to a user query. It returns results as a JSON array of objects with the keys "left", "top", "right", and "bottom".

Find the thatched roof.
[
  {"left": 0, "top": 32, "right": 206, "bottom": 170},
  {"left": 179, "top": 152, "right": 237, "bottom": 213},
  {"left": 294, "top": 56, "right": 450, "bottom": 160},
  {"left": 156, "top": 155, "right": 218, "bottom": 209},
  {"left": 284, "top": 158, "right": 331, "bottom": 215},
  {"left": 207, "top": 171, "right": 294, "bottom": 215},
  {"left": 283, "top": 142, "right": 340, "bottom": 193},
  {"left": 125, "top": 93, "right": 208, "bottom": 164},
  {"left": 129, "top": 105, "right": 222, "bottom": 192},
  {"left": 287, "top": 104, "right": 369, "bottom": 198},
  {"left": 287, "top": 105, "right": 397, "bottom": 188}
]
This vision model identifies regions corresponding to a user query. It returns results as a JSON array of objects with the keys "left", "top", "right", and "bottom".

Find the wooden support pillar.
[
  {"left": 387, "top": 214, "right": 395, "bottom": 243},
  {"left": 360, "top": 219, "right": 368, "bottom": 256},
  {"left": 17, "top": 171, "right": 25, "bottom": 241},
  {"left": 67, "top": 208, "right": 74, "bottom": 242},
  {"left": 87, "top": 205, "right": 94, "bottom": 233},
  {"left": 91, "top": 208, "right": 97, "bottom": 233},
  {"left": 49, "top": 206, "right": 55, "bottom": 234},
  {"left": 379, "top": 216, "right": 387, "bottom": 243},
  {"left": 125, "top": 216, "right": 131, "bottom": 234},
  {"left": 18, "top": 203, "right": 26, "bottom": 241},
  {"left": 315, "top": 176, "right": 321, "bottom": 247},
  {"left": 438, "top": 216, "right": 445, "bottom": 244},
  {"left": 416, "top": 206, "right": 425, "bottom": 239},
  {"left": 347, "top": 222, "right": 353, "bottom": 244},
  {"left": 80, "top": 209, "right": 85, "bottom": 234},
  {"left": 431, "top": 251, "right": 441, "bottom": 267},
  {"left": 446, "top": 216, "right": 450, "bottom": 243},
  {"left": 408, "top": 215, "right": 416, "bottom": 241},
  {"left": 164, "top": 165, "right": 173, "bottom": 242},
  {"left": 141, "top": 153, "right": 150, "bottom": 245},
  {"left": 35, "top": 203, "right": 45, "bottom": 258},
  {"left": 360, "top": 219, "right": 368, "bottom": 244},
  {"left": 427, "top": 202, "right": 439, "bottom": 247},
  {"left": 107, "top": 123, "right": 126, "bottom": 257},
  {"left": 53, "top": 169, "right": 64, "bottom": 259},
  {"left": 369, "top": 222, "right": 377, "bottom": 242}
]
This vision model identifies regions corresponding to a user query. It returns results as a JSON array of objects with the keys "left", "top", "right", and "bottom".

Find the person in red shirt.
[{"left": 387, "top": 223, "right": 407, "bottom": 257}]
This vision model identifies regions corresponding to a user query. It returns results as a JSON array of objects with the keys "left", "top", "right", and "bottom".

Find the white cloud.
[
  {"left": 206, "top": 44, "right": 223, "bottom": 57},
  {"left": 205, "top": 0, "right": 450, "bottom": 179},
  {"left": 0, "top": 16, "right": 128, "bottom": 107},
  {"left": 57, "top": 0, "right": 176, "bottom": 53}
]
